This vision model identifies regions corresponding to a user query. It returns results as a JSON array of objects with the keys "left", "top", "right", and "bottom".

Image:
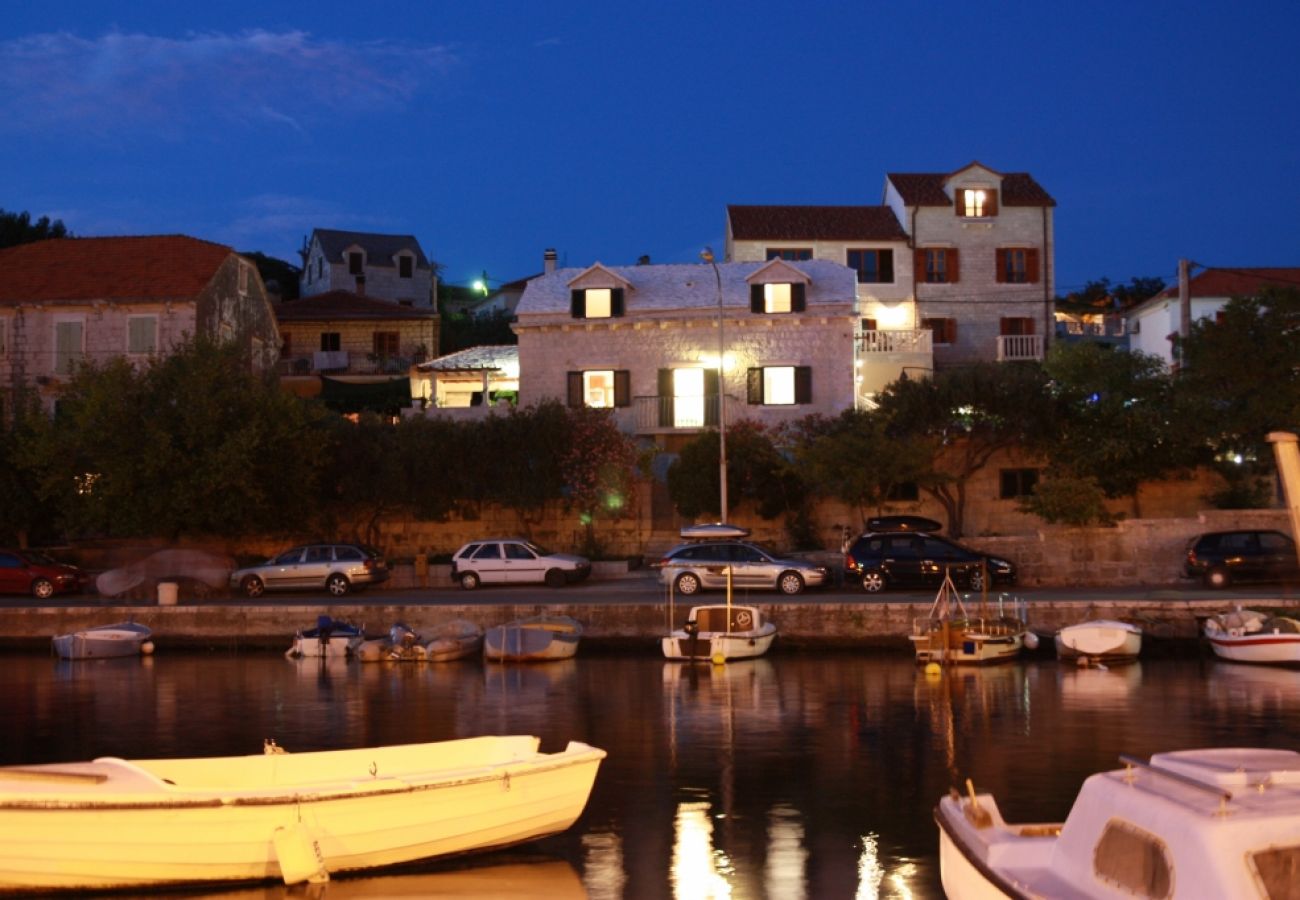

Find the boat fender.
[
  {"left": 1022, "top": 632, "right": 1039, "bottom": 650},
  {"left": 272, "top": 823, "right": 328, "bottom": 885}
]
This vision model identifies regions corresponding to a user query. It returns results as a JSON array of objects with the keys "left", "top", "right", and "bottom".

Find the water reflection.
[{"left": 5, "top": 652, "right": 1300, "bottom": 898}]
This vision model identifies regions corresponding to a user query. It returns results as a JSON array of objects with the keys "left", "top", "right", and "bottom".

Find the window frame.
[
  {"left": 764, "top": 248, "right": 813, "bottom": 261},
  {"left": 956, "top": 187, "right": 999, "bottom": 218},
  {"left": 54, "top": 318, "right": 85, "bottom": 376},
  {"left": 348, "top": 252, "right": 364, "bottom": 275},
  {"left": 749, "top": 282, "right": 807, "bottom": 315},
  {"left": 999, "top": 468, "right": 1041, "bottom": 500},
  {"left": 372, "top": 331, "right": 399, "bottom": 359},
  {"left": 921, "top": 317, "right": 957, "bottom": 345},
  {"left": 746, "top": 365, "right": 812, "bottom": 405},
  {"left": 570, "top": 287, "right": 625, "bottom": 319},
  {"left": 847, "top": 249, "right": 895, "bottom": 284},
  {"left": 566, "top": 369, "right": 630, "bottom": 408},
  {"left": 126, "top": 315, "right": 159, "bottom": 355},
  {"left": 320, "top": 332, "right": 342, "bottom": 352},
  {"left": 398, "top": 255, "right": 414, "bottom": 279}
]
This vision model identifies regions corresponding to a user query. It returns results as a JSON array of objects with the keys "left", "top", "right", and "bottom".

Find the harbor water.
[{"left": 4, "top": 648, "right": 1300, "bottom": 898}]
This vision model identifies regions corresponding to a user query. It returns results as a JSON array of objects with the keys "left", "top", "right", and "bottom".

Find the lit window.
[
  {"left": 764, "top": 366, "right": 795, "bottom": 404},
  {"left": 764, "top": 284, "right": 792, "bottom": 314},
  {"left": 585, "top": 288, "right": 612, "bottom": 318},
  {"left": 963, "top": 189, "right": 987, "bottom": 217},
  {"left": 673, "top": 367, "right": 705, "bottom": 428},
  {"left": 127, "top": 316, "right": 157, "bottom": 354},
  {"left": 956, "top": 188, "right": 997, "bottom": 217},
  {"left": 584, "top": 370, "right": 615, "bottom": 408}
]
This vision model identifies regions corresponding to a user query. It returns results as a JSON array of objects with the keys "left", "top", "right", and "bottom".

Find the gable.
[
  {"left": 567, "top": 263, "right": 633, "bottom": 291},
  {"left": 746, "top": 258, "right": 811, "bottom": 285}
]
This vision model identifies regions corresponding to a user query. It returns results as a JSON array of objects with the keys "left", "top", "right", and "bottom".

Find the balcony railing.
[
  {"left": 631, "top": 395, "right": 737, "bottom": 432},
  {"left": 996, "top": 334, "right": 1044, "bottom": 361},
  {"left": 857, "top": 329, "right": 933, "bottom": 354}
]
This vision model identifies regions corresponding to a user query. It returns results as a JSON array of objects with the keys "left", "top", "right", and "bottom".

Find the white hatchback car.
[{"left": 450, "top": 538, "right": 591, "bottom": 590}]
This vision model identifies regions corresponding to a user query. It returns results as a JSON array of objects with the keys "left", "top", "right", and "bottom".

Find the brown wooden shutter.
[
  {"left": 954, "top": 192, "right": 964, "bottom": 216},
  {"left": 750, "top": 284, "right": 763, "bottom": 313},
  {"left": 986, "top": 190, "right": 998, "bottom": 216},
  {"left": 914, "top": 250, "right": 927, "bottom": 284},
  {"left": 1027, "top": 248, "right": 1040, "bottom": 283},
  {"left": 880, "top": 250, "right": 894, "bottom": 282},
  {"left": 794, "top": 366, "right": 812, "bottom": 404},
  {"left": 570, "top": 290, "right": 583, "bottom": 318},
  {"left": 792, "top": 282, "right": 806, "bottom": 312},
  {"left": 747, "top": 368, "right": 762, "bottom": 404},
  {"left": 948, "top": 319, "right": 959, "bottom": 343},
  {"left": 613, "top": 370, "right": 630, "bottom": 407},
  {"left": 995, "top": 249, "right": 1008, "bottom": 284},
  {"left": 947, "top": 249, "right": 960, "bottom": 283},
  {"left": 704, "top": 368, "right": 720, "bottom": 427},
  {"left": 611, "top": 288, "right": 625, "bottom": 317},
  {"left": 566, "top": 372, "right": 583, "bottom": 407},
  {"left": 657, "top": 368, "right": 673, "bottom": 427}
]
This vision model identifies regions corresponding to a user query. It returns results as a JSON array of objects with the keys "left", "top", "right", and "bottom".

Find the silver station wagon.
[
  {"left": 656, "top": 539, "right": 828, "bottom": 596},
  {"left": 230, "top": 543, "right": 389, "bottom": 598}
]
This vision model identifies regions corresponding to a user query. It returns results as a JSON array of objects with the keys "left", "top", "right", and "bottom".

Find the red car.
[{"left": 0, "top": 549, "right": 88, "bottom": 599}]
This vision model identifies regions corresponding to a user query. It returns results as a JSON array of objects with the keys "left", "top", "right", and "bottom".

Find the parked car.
[
  {"left": 655, "top": 539, "right": 829, "bottom": 596},
  {"left": 230, "top": 543, "right": 389, "bottom": 598},
  {"left": 845, "top": 531, "right": 1016, "bottom": 593},
  {"left": 1184, "top": 529, "right": 1300, "bottom": 588},
  {"left": 0, "top": 549, "right": 88, "bottom": 600},
  {"left": 451, "top": 539, "right": 591, "bottom": 590}
]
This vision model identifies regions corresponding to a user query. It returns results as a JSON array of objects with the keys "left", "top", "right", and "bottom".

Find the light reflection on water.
[{"left": 6, "top": 650, "right": 1300, "bottom": 898}]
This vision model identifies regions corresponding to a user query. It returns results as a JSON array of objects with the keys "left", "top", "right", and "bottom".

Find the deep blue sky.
[{"left": 3, "top": 1, "right": 1297, "bottom": 294}]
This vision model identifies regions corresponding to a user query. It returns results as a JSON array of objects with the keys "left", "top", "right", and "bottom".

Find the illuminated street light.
[{"left": 700, "top": 247, "right": 727, "bottom": 520}]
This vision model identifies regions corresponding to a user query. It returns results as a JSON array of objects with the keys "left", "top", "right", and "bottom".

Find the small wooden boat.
[
  {"left": 1204, "top": 607, "right": 1300, "bottom": 665},
  {"left": 355, "top": 622, "right": 427, "bottom": 662},
  {"left": 484, "top": 615, "right": 582, "bottom": 662},
  {"left": 286, "top": 616, "right": 364, "bottom": 658},
  {"left": 661, "top": 604, "right": 776, "bottom": 661},
  {"left": 936, "top": 747, "right": 1300, "bottom": 899},
  {"left": 425, "top": 619, "right": 484, "bottom": 662},
  {"left": 0, "top": 735, "right": 605, "bottom": 892},
  {"left": 52, "top": 621, "right": 154, "bottom": 660},
  {"left": 909, "top": 571, "right": 1031, "bottom": 665},
  {"left": 1054, "top": 618, "right": 1142, "bottom": 664}
]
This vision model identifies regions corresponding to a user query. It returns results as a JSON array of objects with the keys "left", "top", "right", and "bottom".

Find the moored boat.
[
  {"left": 909, "top": 572, "right": 1030, "bottom": 665},
  {"left": 936, "top": 747, "right": 1300, "bottom": 899},
  {"left": 1204, "top": 607, "right": 1300, "bottom": 665},
  {"left": 1054, "top": 618, "right": 1142, "bottom": 664},
  {"left": 52, "top": 621, "right": 154, "bottom": 660},
  {"left": 286, "top": 616, "right": 364, "bottom": 659},
  {"left": 0, "top": 734, "right": 605, "bottom": 892},
  {"left": 484, "top": 615, "right": 582, "bottom": 662},
  {"left": 356, "top": 622, "right": 427, "bottom": 662},
  {"left": 661, "top": 604, "right": 776, "bottom": 661},
  {"left": 425, "top": 619, "right": 484, "bottom": 662}
]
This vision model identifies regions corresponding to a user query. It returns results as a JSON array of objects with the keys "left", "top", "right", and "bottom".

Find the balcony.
[
  {"left": 631, "top": 395, "right": 738, "bottom": 433},
  {"left": 855, "top": 329, "right": 933, "bottom": 395},
  {"left": 278, "top": 352, "right": 415, "bottom": 377},
  {"left": 857, "top": 329, "right": 933, "bottom": 355},
  {"left": 996, "top": 334, "right": 1044, "bottom": 362}
]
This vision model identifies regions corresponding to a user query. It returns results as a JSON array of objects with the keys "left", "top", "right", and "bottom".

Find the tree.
[
  {"left": 1173, "top": 286, "right": 1300, "bottom": 504},
  {"left": 666, "top": 420, "right": 803, "bottom": 521},
  {"left": 17, "top": 339, "right": 329, "bottom": 540},
  {"left": 240, "top": 251, "right": 301, "bottom": 301},
  {"left": 1055, "top": 276, "right": 1167, "bottom": 311},
  {"left": 0, "top": 208, "right": 69, "bottom": 248},
  {"left": 1037, "top": 342, "right": 1201, "bottom": 512},
  {"left": 875, "top": 363, "right": 1053, "bottom": 537},
  {"left": 560, "top": 406, "right": 644, "bottom": 556}
]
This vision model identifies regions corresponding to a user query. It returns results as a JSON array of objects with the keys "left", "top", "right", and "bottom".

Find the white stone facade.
[{"left": 299, "top": 230, "right": 434, "bottom": 308}]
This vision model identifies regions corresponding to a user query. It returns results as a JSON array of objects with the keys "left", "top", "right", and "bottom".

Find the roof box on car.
[
  {"left": 866, "top": 515, "right": 942, "bottom": 534},
  {"left": 680, "top": 523, "right": 752, "bottom": 540}
]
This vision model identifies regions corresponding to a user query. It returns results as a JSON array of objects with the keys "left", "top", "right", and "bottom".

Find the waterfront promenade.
[{"left": 3, "top": 570, "right": 1295, "bottom": 650}]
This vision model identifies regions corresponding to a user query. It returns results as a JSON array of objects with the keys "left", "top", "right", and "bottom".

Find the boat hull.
[
  {"left": 0, "top": 736, "right": 604, "bottom": 893},
  {"left": 1206, "top": 633, "right": 1300, "bottom": 664},
  {"left": 911, "top": 629, "right": 1024, "bottom": 665},
  {"left": 51, "top": 623, "right": 152, "bottom": 660},
  {"left": 484, "top": 617, "right": 581, "bottom": 662},
  {"left": 661, "top": 625, "right": 776, "bottom": 661},
  {"left": 1054, "top": 620, "right": 1142, "bottom": 662}
]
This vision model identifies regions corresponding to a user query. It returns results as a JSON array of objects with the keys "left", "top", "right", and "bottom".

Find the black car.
[
  {"left": 1183, "top": 529, "right": 1300, "bottom": 588},
  {"left": 844, "top": 531, "right": 1016, "bottom": 593}
]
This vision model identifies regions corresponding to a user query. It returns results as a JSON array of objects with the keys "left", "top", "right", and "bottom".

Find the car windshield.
[{"left": 25, "top": 551, "right": 57, "bottom": 566}]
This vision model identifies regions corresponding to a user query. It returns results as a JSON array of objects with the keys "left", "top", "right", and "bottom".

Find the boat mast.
[{"left": 1268, "top": 431, "right": 1300, "bottom": 567}]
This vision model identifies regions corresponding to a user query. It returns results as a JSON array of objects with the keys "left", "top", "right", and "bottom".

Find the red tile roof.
[
  {"left": 728, "top": 205, "right": 907, "bottom": 241},
  {"left": 0, "top": 235, "right": 234, "bottom": 304},
  {"left": 276, "top": 290, "right": 437, "bottom": 321},
  {"left": 1154, "top": 267, "right": 1300, "bottom": 300},
  {"left": 887, "top": 171, "right": 1056, "bottom": 207}
]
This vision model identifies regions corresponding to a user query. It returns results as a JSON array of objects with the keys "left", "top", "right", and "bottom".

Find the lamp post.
[{"left": 701, "top": 247, "right": 727, "bottom": 521}]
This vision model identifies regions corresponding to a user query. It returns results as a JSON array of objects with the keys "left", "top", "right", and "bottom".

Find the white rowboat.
[
  {"left": 484, "top": 615, "right": 582, "bottom": 662},
  {"left": 1204, "top": 607, "right": 1300, "bottom": 665},
  {"left": 1054, "top": 619, "right": 1142, "bottom": 663},
  {"left": 0, "top": 735, "right": 605, "bottom": 892},
  {"left": 51, "top": 621, "right": 153, "bottom": 660}
]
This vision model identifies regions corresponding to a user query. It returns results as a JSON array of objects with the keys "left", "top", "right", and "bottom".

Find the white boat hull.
[
  {"left": 661, "top": 604, "right": 777, "bottom": 661},
  {"left": 1054, "top": 620, "right": 1142, "bottom": 662},
  {"left": 51, "top": 622, "right": 153, "bottom": 660},
  {"left": 0, "top": 736, "right": 604, "bottom": 893},
  {"left": 485, "top": 617, "right": 581, "bottom": 662},
  {"left": 290, "top": 635, "right": 362, "bottom": 658},
  {"left": 1206, "top": 632, "right": 1300, "bottom": 664}
]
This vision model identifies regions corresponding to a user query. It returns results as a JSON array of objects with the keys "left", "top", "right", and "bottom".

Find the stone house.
[
  {"left": 298, "top": 229, "right": 435, "bottom": 308},
  {"left": 275, "top": 290, "right": 438, "bottom": 415},
  {"left": 409, "top": 344, "right": 519, "bottom": 413},
  {"left": 727, "top": 161, "right": 1056, "bottom": 406},
  {"left": 513, "top": 256, "right": 859, "bottom": 449},
  {"left": 0, "top": 235, "right": 280, "bottom": 417},
  {"left": 1126, "top": 267, "right": 1300, "bottom": 367}
]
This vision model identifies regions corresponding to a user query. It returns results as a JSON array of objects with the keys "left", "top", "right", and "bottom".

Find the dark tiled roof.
[
  {"left": 276, "top": 290, "right": 437, "bottom": 321},
  {"left": 887, "top": 171, "right": 1056, "bottom": 207},
  {"left": 1153, "top": 268, "right": 1300, "bottom": 300},
  {"left": 0, "top": 235, "right": 233, "bottom": 304},
  {"left": 417, "top": 345, "right": 518, "bottom": 372},
  {"left": 727, "top": 205, "right": 907, "bottom": 242},
  {"left": 312, "top": 229, "right": 430, "bottom": 269}
]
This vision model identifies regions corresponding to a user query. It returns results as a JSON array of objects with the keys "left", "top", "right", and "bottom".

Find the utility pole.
[{"left": 1177, "top": 258, "right": 1191, "bottom": 368}]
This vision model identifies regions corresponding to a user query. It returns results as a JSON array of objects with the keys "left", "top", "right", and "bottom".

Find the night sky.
[{"left": 3, "top": 0, "right": 1296, "bottom": 294}]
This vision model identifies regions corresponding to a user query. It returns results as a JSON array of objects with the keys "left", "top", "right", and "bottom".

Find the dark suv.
[
  {"left": 845, "top": 530, "right": 1016, "bottom": 593},
  {"left": 1184, "top": 529, "right": 1299, "bottom": 588}
]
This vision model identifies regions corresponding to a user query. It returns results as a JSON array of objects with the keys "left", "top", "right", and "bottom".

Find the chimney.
[
  {"left": 544, "top": 248, "right": 557, "bottom": 275},
  {"left": 637, "top": 255, "right": 651, "bottom": 266},
  {"left": 355, "top": 275, "right": 366, "bottom": 296}
]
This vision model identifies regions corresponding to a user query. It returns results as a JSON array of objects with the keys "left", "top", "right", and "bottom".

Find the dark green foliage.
[
  {"left": 666, "top": 421, "right": 804, "bottom": 520},
  {"left": 240, "top": 251, "right": 301, "bottom": 301},
  {"left": 439, "top": 309, "right": 518, "bottom": 354},
  {"left": 1016, "top": 473, "right": 1115, "bottom": 526},
  {"left": 0, "top": 208, "right": 69, "bottom": 248}
]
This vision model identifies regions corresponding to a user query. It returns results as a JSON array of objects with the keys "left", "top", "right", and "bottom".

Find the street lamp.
[{"left": 700, "top": 247, "right": 727, "bottom": 521}]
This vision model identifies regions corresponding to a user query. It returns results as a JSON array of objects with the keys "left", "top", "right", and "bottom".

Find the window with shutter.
[
  {"left": 765, "top": 248, "right": 812, "bottom": 261},
  {"left": 398, "top": 255, "right": 413, "bottom": 278},
  {"left": 999, "top": 249, "right": 1030, "bottom": 284},
  {"left": 956, "top": 188, "right": 998, "bottom": 217},
  {"left": 127, "top": 316, "right": 158, "bottom": 354},
  {"left": 54, "top": 320, "right": 83, "bottom": 375},
  {"left": 921, "top": 317, "right": 957, "bottom": 345},
  {"left": 746, "top": 366, "right": 813, "bottom": 405},
  {"left": 847, "top": 249, "right": 895, "bottom": 284},
  {"left": 571, "top": 288, "right": 624, "bottom": 319},
  {"left": 348, "top": 252, "right": 363, "bottom": 275}
]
